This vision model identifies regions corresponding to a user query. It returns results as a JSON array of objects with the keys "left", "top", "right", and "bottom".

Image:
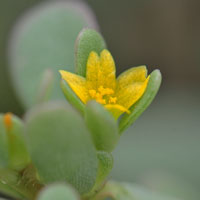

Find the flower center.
[{"left": 89, "top": 86, "right": 117, "bottom": 105}]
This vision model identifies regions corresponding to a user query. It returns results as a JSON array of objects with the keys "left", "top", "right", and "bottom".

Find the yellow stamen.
[
  {"left": 3, "top": 113, "right": 12, "bottom": 130},
  {"left": 98, "top": 86, "right": 114, "bottom": 96},
  {"left": 109, "top": 97, "right": 117, "bottom": 104},
  {"left": 89, "top": 89, "right": 97, "bottom": 98},
  {"left": 89, "top": 86, "right": 116, "bottom": 105}
]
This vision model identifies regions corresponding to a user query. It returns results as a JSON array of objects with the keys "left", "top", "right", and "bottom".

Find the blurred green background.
[{"left": 0, "top": 0, "right": 200, "bottom": 199}]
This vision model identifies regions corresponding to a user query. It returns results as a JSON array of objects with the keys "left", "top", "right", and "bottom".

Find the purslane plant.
[
  {"left": 59, "top": 29, "right": 162, "bottom": 195},
  {"left": 0, "top": 29, "right": 162, "bottom": 200}
]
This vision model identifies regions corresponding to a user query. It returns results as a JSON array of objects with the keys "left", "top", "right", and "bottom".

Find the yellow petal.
[
  {"left": 116, "top": 76, "right": 150, "bottom": 109},
  {"left": 117, "top": 66, "right": 147, "bottom": 90},
  {"left": 104, "top": 104, "right": 130, "bottom": 119},
  {"left": 59, "top": 70, "right": 89, "bottom": 104},
  {"left": 86, "top": 51, "right": 100, "bottom": 90},
  {"left": 99, "top": 49, "right": 116, "bottom": 89}
]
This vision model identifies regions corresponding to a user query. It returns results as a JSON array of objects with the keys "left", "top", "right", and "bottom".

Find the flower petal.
[
  {"left": 117, "top": 66, "right": 147, "bottom": 90},
  {"left": 104, "top": 104, "right": 130, "bottom": 119},
  {"left": 116, "top": 76, "right": 150, "bottom": 109},
  {"left": 59, "top": 70, "right": 89, "bottom": 104},
  {"left": 99, "top": 49, "right": 116, "bottom": 89},
  {"left": 86, "top": 51, "right": 100, "bottom": 90}
]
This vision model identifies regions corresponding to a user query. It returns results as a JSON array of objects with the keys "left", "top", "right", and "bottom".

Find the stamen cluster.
[{"left": 89, "top": 86, "right": 117, "bottom": 105}]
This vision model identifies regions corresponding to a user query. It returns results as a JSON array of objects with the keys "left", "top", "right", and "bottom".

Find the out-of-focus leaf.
[
  {"left": 94, "top": 181, "right": 180, "bottom": 200},
  {"left": 85, "top": 101, "right": 119, "bottom": 152},
  {"left": 0, "top": 113, "right": 30, "bottom": 170},
  {"left": 0, "top": 187, "right": 22, "bottom": 200},
  {"left": 25, "top": 102, "right": 98, "bottom": 194},
  {"left": 8, "top": 1, "right": 99, "bottom": 108},
  {"left": 0, "top": 115, "right": 9, "bottom": 167},
  {"left": 36, "top": 69, "right": 54, "bottom": 105},
  {"left": 60, "top": 80, "right": 85, "bottom": 114},
  {"left": 37, "top": 183, "right": 79, "bottom": 200},
  {"left": 119, "top": 70, "right": 162, "bottom": 133},
  {"left": 0, "top": 114, "right": 32, "bottom": 199},
  {"left": 5, "top": 114, "right": 30, "bottom": 171},
  {"left": 0, "top": 168, "right": 29, "bottom": 200},
  {"left": 75, "top": 29, "right": 106, "bottom": 77}
]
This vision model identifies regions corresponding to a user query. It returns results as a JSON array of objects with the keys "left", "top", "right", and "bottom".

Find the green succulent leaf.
[
  {"left": 0, "top": 168, "right": 32, "bottom": 200},
  {"left": 25, "top": 102, "right": 98, "bottom": 194},
  {"left": 0, "top": 182, "right": 23, "bottom": 200},
  {"left": 8, "top": 1, "right": 99, "bottom": 108},
  {"left": 0, "top": 115, "right": 9, "bottom": 167},
  {"left": 85, "top": 101, "right": 119, "bottom": 152},
  {"left": 95, "top": 151, "right": 113, "bottom": 187},
  {"left": 6, "top": 115, "right": 30, "bottom": 171},
  {"left": 119, "top": 69, "right": 162, "bottom": 133},
  {"left": 75, "top": 29, "right": 106, "bottom": 77},
  {"left": 60, "top": 79, "right": 85, "bottom": 114},
  {"left": 94, "top": 181, "right": 180, "bottom": 200},
  {"left": 85, "top": 151, "right": 113, "bottom": 198},
  {"left": 0, "top": 113, "right": 30, "bottom": 170},
  {"left": 37, "top": 183, "right": 79, "bottom": 200}
]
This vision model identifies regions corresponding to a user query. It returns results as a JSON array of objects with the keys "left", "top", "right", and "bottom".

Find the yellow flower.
[{"left": 60, "top": 49, "right": 149, "bottom": 118}]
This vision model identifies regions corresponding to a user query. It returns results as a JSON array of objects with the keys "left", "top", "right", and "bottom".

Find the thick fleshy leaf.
[
  {"left": 0, "top": 168, "right": 32, "bottom": 200},
  {"left": 94, "top": 181, "right": 180, "bottom": 200},
  {"left": 25, "top": 102, "right": 98, "bottom": 194},
  {"left": 60, "top": 80, "right": 85, "bottom": 114},
  {"left": 75, "top": 29, "right": 106, "bottom": 77},
  {"left": 37, "top": 183, "right": 79, "bottom": 200},
  {"left": 95, "top": 151, "right": 113, "bottom": 187},
  {"left": 3, "top": 114, "right": 30, "bottom": 170},
  {"left": 0, "top": 115, "right": 9, "bottom": 167},
  {"left": 8, "top": 1, "right": 99, "bottom": 108},
  {"left": 85, "top": 151, "right": 113, "bottom": 198},
  {"left": 85, "top": 101, "right": 119, "bottom": 152},
  {"left": 0, "top": 181, "right": 24, "bottom": 200},
  {"left": 119, "top": 69, "right": 162, "bottom": 133}
]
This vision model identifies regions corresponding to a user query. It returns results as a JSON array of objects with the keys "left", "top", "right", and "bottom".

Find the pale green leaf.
[
  {"left": 75, "top": 29, "right": 106, "bottom": 77},
  {"left": 85, "top": 101, "right": 119, "bottom": 152},
  {"left": 8, "top": 1, "right": 99, "bottom": 108},
  {"left": 37, "top": 183, "right": 79, "bottom": 200},
  {"left": 25, "top": 102, "right": 98, "bottom": 194}
]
